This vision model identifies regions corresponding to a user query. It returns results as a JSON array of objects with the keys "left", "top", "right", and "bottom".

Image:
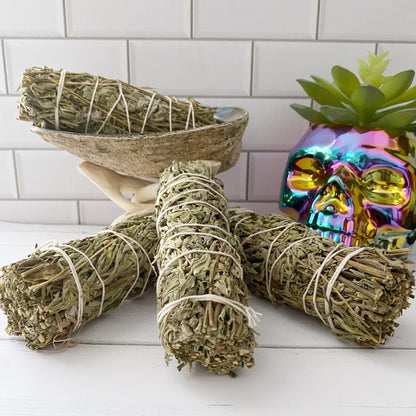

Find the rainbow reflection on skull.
[{"left": 279, "top": 126, "right": 416, "bottom": 249}]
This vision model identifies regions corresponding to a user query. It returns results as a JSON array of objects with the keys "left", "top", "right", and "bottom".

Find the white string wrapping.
[
  {"left": 302, "top": 243, "right": 345, "bottom": 324},
  {"left": 166, "top": 95, "right": 172, "bottom": 132},
  {"left": 41, "top": 244, "right": 84, "bottom": 332},
  {"left": 324, "top": 247, "right": 366, "bottom": 329},
  {"left": 60, "top": 243, "right": 106, "bottom": 318},
  {"left": 158, "top": 181, "right": 228, "bottom": 207},
  {"left": 156, "top": 249, "right": 244, "bottom": 294},
  {"left": 185, "top": 100, "right": 195, "bottom": 130},
  {"left": 232, "top": 215, "right": 252, "bottom": 234},
  {"left": 85, "top": 75, "right": 99, "bottom": 133},
  {"left": 156, "top": 172, "right": 223, "bottom": 206},
  {"left": 157, "top": 294, "right": 261, "bottom": 329},
  {"left": 159, "top": 231, "right": 240, "bottom": 262},
  {"left": 35, "top": 224, "right": 155, "bottom": 334},
  {"left": 267, "top": 235, "right": 320, "bottom": 300},
  {"left": 98, "top": 229, "right": 154, "bottom": 301},
  {"left": 263, "top": 222, "right": 298, "bottom": 299},
  {"left": 95, "top": 80, "right": 124, "bottom": 134},
  {"left": 241, "top": 223, "right": 292, "bottom": 246},
  {"left": 119, "top": 82, "right": 131, "bottom": 134},
  {"left": 229, "top": 207, "right": 253, "bottom": 220},
  {"left": 156, "top": 173, "right": 229, "bottom": 234},
  {"left": 156, "top": 200, "right": 231, "bottom": 235},
  {"left": 160, "top": 222, "right": 234, "bottom": 241},
  {"left": 141, "top": 92, "right": 156, "bottom": 134},
  {"left": 156, "top": 168, "right": 260, "bottom": 330},
  {"left": 55, "top": 69, "right": 67, "bottom": 130},
  {"left": 243, "top": 216, "right": 368, "bottom": 330}
]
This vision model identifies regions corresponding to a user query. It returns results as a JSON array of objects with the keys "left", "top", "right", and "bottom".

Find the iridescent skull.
[{"left": 280, "top": 125, "right": 416, "bottom": 249}]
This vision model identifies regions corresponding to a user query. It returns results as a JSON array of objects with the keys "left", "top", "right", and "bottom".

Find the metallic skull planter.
[{"left": 280, "top": 125, "right": 416, "bottom": 249}]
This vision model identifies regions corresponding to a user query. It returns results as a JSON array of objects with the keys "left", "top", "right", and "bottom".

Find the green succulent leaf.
[
  {"left": 374, "top": 100, "right": 416, "bottom": 120},
  {"left": 351, "top": 85, "right": 385, "bottom": 124},
  {"left": 369, "top": 51, "right": 388, "bottom": 66},
  {"left": 371, "top": 108, "right": 416, "bottom": 130},
  {"left": 358, "top": 52, "right": 390, "bottom": 87},
  {"left": 310, "top": 75, "right": 350, "bottom": 103},
  {"left": 380, "top": 70, "right": 415, "bottom": 102},
  {"left": 381, "top": 85, "right": 416, "bottom": 108},
  {"left": 331, "top": 66, "right": 360, "bottom": 97},
  {"left": 292, "top": 50, "right": 416, "bottom": 130},
  {"left": 297, "top": 79, "right": 343, "bottom": 107},
  {"left": 405, "top": 123, "right": 416, "bottom": 133},
  {"left": 357, "top": 59, "right": 370, "bottom": 83},
  {"left": 290, "top": 104, "right": 329, "bottom": 124},
  {"left": 320, "top": 105, "right": 358, "bottom": 125}
]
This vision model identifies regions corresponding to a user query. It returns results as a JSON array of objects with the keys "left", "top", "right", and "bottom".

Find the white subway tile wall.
[
  {"left": 66, "top": 0, "right": 190, "bottom": 38},
  {"left": 0, "top": 1, "right": 405, "bottom": 224},
  {"left": 15, "top": 150, "right": 104, "bottom": 199},
  {"left": 193, "top": 0, "right": 318, "bottom": 40},
  {"left": 129, "top": 40, "right": 251, "bottom": 96},
  {"left": 4, "top": 39, "right": 128, "bottom": 92},
  {"left": 0, "top": 0, "right": 65, "bottom": 37},
  {"left": 0, "top": 97, "right": 54, "bottom": 148},
  {"left": 0, "top": 151, "right": 17, "bottom": 198},
  {"left": 79, "top": 201, "right": 125, "bottom": 226},
  {"left": 319, "top": 0, "right": 416, "bottom": 41},
  {"left": 248, "top": 152, "right": 290, "bottom": 201},
  {"left": 0, "top": 201, "right": 78, "bottom": 224},
  {"left": 253, "top": 42, "right": 375, "bottom": 96}
]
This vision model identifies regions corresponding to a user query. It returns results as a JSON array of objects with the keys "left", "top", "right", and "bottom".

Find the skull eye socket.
[
  {"left": 361, "top": 168, "right": 408, "bottom": 205},
  {"left": 288, "top": 157, "right": 326, "bottom": 191}
]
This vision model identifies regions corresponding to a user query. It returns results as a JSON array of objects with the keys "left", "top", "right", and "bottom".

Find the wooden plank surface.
[{"left": 0, "top": 223, "right": 415, "bottom": 415}]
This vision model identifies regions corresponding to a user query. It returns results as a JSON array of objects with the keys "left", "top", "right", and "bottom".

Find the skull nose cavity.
[
  {"left": 367, "top": 207, "right": 389, "bottom": 228},
  {"left": 314, "top": 181, "right": 351, "bottom": 216}
]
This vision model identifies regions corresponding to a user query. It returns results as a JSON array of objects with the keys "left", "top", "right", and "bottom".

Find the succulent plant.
[{"left": 291, "top": 51, "right": 416, "bottom": 132}]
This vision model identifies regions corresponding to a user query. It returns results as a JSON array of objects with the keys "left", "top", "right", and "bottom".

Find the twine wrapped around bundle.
[
  {"left": 19, "top": 67, "right": 217, "bottom": 135},
  {"left": 0, "top": 213, "right": 157, "bottom": 350},
  {"left": 156, "top": 161, "right": 259, "bottom": 375},
  {"left": 229, "top": 208, "right": 415, "bottom": 346}
]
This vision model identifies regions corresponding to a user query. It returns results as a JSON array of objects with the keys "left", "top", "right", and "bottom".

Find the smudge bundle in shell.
[{"left": 19, "top": 67, "right": 218, "bottom": 135}]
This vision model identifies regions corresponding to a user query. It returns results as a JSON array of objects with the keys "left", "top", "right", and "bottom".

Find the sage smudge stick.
[
  {"left": 19, "top": 67, "right": 218, "bottom": 135},
  {"left": 0, "top": 213, "right": 157, "bottom": 350},
  {"left": 156, "top": 161, "right": 259, "bottom": 375},
  {"left": 229, "top": 208, "right": 414, "bottom": 346}
]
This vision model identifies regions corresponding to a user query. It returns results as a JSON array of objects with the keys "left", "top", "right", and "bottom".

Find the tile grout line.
[
  {"left": 245, "top": 152, "right": 250, "bottom": 201},
  {"left": 249, "top": 41, "right": 254, "bottom": 96},
  {"left": 1, "top": 38, "right": 9, "bottom": 94},
  {"left": 0, "top": 36, "right": 404, "bottom": 43},
  {"left": 11, "top": 150, "right": 21, "bottom": 199},
  {"left": 190, "top": 0, "right": 193, "bottom": 38},
  {"left": 62, "top": 0, "right": 68, "bottom": 37},
  {"left": 76, "top": 200, "right": 81, "bottom": 225},
  {"left": 126, "top": 40, "right": 131, "bottom": 83},
  {"left": 315, "top": 0, "right": 322, "bottom": 40}
]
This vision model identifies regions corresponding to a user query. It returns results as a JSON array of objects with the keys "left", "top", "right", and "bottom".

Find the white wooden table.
[{"left": 0, "top": 222, "right": 416, "bottom": 416}]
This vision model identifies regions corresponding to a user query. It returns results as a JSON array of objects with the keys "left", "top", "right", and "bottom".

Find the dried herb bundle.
[
  {"left": 19, "top": 67, "right": 218, "bottom": 135},
  {"left": 156, "top": 161, "right": 258, "bottom": 375},
  {"left": 0, "top": 213, "right": 157, "bottom": 349},
  {"left": 229, "top": 208, "right": 415, "bottom": 346}
]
